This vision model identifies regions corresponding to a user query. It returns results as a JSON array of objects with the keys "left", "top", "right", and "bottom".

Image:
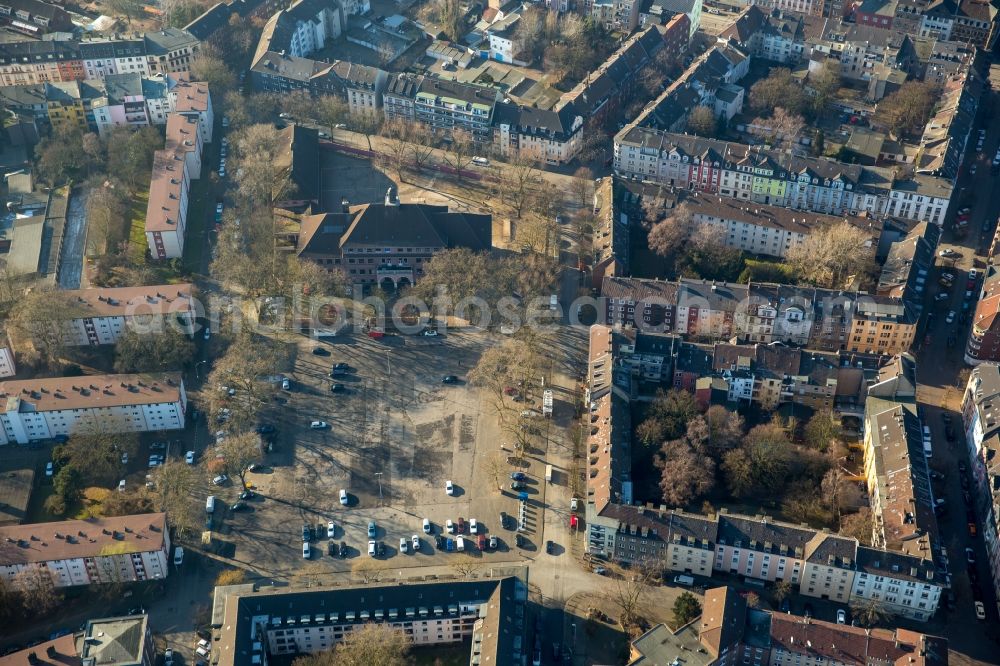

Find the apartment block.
[
  {"left": 81, "top": 615, "right": 156, "bottom": 666},
  {"left": 213, "top": 576, "right": 528, "bottom": 665},
  {"left": 585, "top": 324, "right": 945, "bottom": 619},
  {"left": 0, "top": 373, "right": 186, "bottom": 444},
  {"left": 0, "top": 0, "right": 73, "bottom": 35},
  {"left": 614, "top": 130, "right": 952, "bottom": 226},
  {"left": 960, "top": 364, "right": 1000, "bottom": 606},
  {"left": 0, "top": 514, "right": 169, "bottom": 586},
  {"left": 492, "top": 102, "right": 584, "bottom": 165},
  {"left": 0, "top": 32, "right": 199, "bottom": 88},
  {"left": 53, "top": 285, "right": 196, "bottom": 346}
]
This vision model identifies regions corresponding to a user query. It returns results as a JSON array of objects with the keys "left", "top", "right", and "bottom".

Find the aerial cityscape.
[{"left": 0, "top": 0, "right": 996, "bottom": 662}]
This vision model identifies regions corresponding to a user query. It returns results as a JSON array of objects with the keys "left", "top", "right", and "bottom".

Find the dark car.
[
  {"left": 510, "top": 481, "right": 525, "bottom": 490},
  {"left": 515, "top": 533, "right": 525, "bottom": 548},
  {"left": 377, "top": 542, "right": 386, "bottom": 557},
  {"left": 312, "top": 347, "right": 330, "bottom": 356},
  {"left": 330, "top": 383, "right": 345, "bottom": 393},
  {"left": 302, "top": 524, "right": 312, "bottom": 541},
  {"left": 945, "top": 426, "right": 956, "bottom": 441},
  {"left": 339, "top": 541, "right": 348, "bottom": 558},
  {"left": 255, "top": 424, "right": 276, "bottom": 434},
  {"left": 247, "top": 463, "right": 262, "bottom": 472},
  {"left": 230, "top": 501, "right": 248, "bottom": 511},
  {"left": 330, "top": 366, "right": 348, "bottom": 377},
  {"left": 442, "top": 375, "right": 459, "bottom": 384},
  {"left": 327, "top": 541, "right": 336, "bottom": 556},
  {"left": 545, "top": 540, "right": 554, "bottom": 554},
  {"left": 240, "top": 490, "right": 256, "bottom": 500},
  {"left": 436, "top": 535, "right": 446, "bottom": 550},
  {"left": 510, "top": 472, "right": 526, "bottom": 481}
]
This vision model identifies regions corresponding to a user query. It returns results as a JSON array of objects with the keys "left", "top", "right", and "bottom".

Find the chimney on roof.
[
  {"left": 28, "top": 653, "right": 38, "bottom": 665},
  {"left": 47, "top": 646, "right": 57, "bottom": 658}
]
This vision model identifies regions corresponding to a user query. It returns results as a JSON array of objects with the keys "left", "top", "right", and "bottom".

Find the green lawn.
[
  {"left": 128, "top": 189, "right": 150, "bottom": 264},
  {"left": 409, "top": 643, "right": 471, "bottom": 665}
]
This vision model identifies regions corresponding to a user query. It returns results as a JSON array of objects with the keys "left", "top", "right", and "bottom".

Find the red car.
[
  {"left": 457, "top": 517, "right": 465, "bottom": 533},
  {"left": 477, "top": 534, "right": 486, "bottom": 550}
]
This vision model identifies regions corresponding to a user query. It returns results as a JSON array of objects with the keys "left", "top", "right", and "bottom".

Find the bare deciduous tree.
[
  {"left": 786, "top": 221, "right": 877, "bottom": 288},
  {"left": 293, "top": 622, "right": 410, "bottom": 666}
]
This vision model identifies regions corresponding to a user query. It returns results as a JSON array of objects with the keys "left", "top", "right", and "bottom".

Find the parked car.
[
  {"left": 975, "top": 600, "right": 986, "bottom": 620},
  {"left": 212, "top": 474, "right": 228, "bottom": 486},
  {"left": 445, "top": 480, "right": 454, "bottom": 495},
  {"left": 302, "top": 524, "right": 312, "bottom": 542},
  {"left": 441, "top": 375, "right": 459, "bottom": 384},
  {"left": 312, "top": 347, "right": 330, "bottom": 356},
  {"left": 411, "top": 534, "right": 420, "bottom": 550},
  {"left": 310, "top": 421, "right": 328, "bottom": 429},
  {"left": 399, "top": 537, "right": 409, "bottom": 554},
  {"left": 185, "top": 451, "right": 196, "bottom": 464},
  {"left": 327, "top": 521, "right": 336, "bottom": 538},
  {"left": 836, "top": 609, "right": 847, "bottom": 624},
  {"left": 368, "top": 521, "right": 377, "bottom": 537},
  {"left": 510, "top": 472, "right": 526, "bottom": 481}
]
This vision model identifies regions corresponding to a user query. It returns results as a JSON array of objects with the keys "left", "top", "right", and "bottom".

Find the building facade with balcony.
[
  {"left": 0, "top": 514, "right": 169, "bottom": 586},
  {"left": 0, "top": 373, "right": 186, "bottom": 444}
]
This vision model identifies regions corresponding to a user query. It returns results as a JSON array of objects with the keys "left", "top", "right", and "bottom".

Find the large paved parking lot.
[{"left": 207, "top": 327, "right": 556, "bottom": 578}]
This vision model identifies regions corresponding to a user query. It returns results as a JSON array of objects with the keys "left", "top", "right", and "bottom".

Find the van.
[
  {"left": 205, "top": 495, "right": 216, "bottom": 513},
  {"left": 456, "top": 536, "right": 465, "bottom": 551},
  {"left": 673, "top": 574, "right": 695, "bottom": 586},
  {"left": 545, "top": 464, "right": 554, "bottom": 482},
  {"left": 173, "top": 546, "right": 184, "bottom": 565},
  {"left": 368, "top": 540, "right": 376, "bottom": 557}
]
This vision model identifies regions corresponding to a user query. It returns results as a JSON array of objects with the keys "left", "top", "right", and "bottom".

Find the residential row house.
[
  {"left": 0, "top": 72, "right": 211, "bottom": 138},
  {"left": 0, "top": 514, "right": 170, "bottom": 586},
  {"left": 633, "top": 42, "right": 750, "bottom": 133},
  {"left": 863, "top": 354, "right": 945, "bottom": 572},
  {"left": 0, "top": 373, "right": 186, "bottom": 444},
  {"left": 0, "top": 30, "right": 200, "bottom": 87},
  {"left": 719, "top": 6, "right": 809, "bottom": 65},
  {"left": 45, "top": 284, "right": 197, "bottom": 346},
  {"left": 0, "top": 0, "right": 73, "bottom": 35},
  {"left": 613, "top": 130, "right": 953, "bottom": 226},
  {"left": 585, "top": 325, "right": 945, "bottom": 621},
  {"left": 914, "top": 62, "right": 984, "bottom": 180},
  {"left": 628, "top": 587, "right": 948, "bottom": 666},
  {"left": 144, "top": 80, "right": 212, "bottom": 260},
  {"left": 960, "top": 364, "right": 1000, "bottom": 606},
  {"left": 601, "top": 276, "right": 921, "bottom": 356}
]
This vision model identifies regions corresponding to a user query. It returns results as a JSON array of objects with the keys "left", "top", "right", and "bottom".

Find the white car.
[
  {"left": 836, "top": 609, "right": 846, "bottom": 624},
  {"left": 975, "top": 600, "right": 986, "bottom": 620},
  {"left": 422, "top": 329, "right": 438, "bottom": 337},
  {"left": 327, "top": 521, "right": 336, "bottom": 538},
  {"left": 339, "top": 488, "right": 349, "bottom": 505},
  {"left": 45, "top": 462, "right": 53, "bottom": 476},
  {"left": 446, "top": 519, "right": 455, "bottom": 533},
  {"left": 411, "top": 534, "right": 420, "bottom": 550},
  {"left": 204, "top": 327, "right": 211, "bottom": 340},
  {"left": 939, "top": 248, "right": 958, "bottom": 257},
  {"left": 302, "top": 542, "right": 310, "bottom": 559},
  {"left": 212, "top": 474, "right": 228, "bottom": 485},
  {"left": 946, "top": 310, "right": 956, "bottom": 324},
  {"left": 399, "top": 537, "right": 409, "bottom": 553},
  {"left": 118, "top": 479, "right": 126, "bottom": 492},
  {"left": 445, "top": 480, "right": 454, "bottom": 495},
  {"left": 469, "top": 518, "right": 478, "bottom": 534},
  {"left": 185, "top": 450, "right": 195, "bottom": 464},
  {"left": 423, "top": 518, "right": 431, "bottom": 533},
  {"left": 121, "top": 452, "right": 128, "bottom": 464},
  {"left": 310, "top": 421, "right": 328, "bottom": 429},
  {"left": 281, "top": 377, "right": 291, "bottom": 390}
]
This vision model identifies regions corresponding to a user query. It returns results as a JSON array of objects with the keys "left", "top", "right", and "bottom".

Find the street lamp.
[{"left": 374, "top": 471, "right": 383, "bottom": 505}]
